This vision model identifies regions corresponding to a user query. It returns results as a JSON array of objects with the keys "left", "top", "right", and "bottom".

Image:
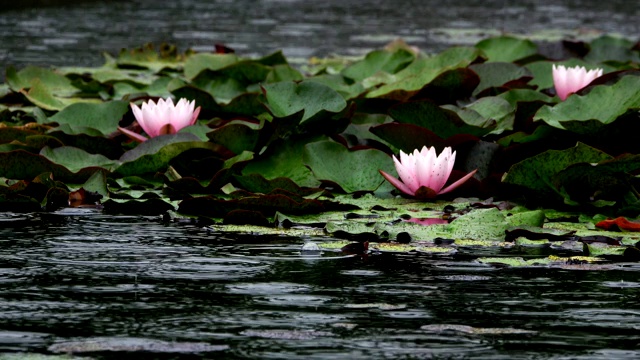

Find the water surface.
[
  {"left": 0, "top": 211, "right": 639, "bottom": 358},
  {"left": 1, "top": 0, "right": 639, "bottom": 70}
]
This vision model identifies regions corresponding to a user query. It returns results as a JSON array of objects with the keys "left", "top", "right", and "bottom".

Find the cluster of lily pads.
[{"left": 1, "top": 35, "right": 640, "bottom": 264}]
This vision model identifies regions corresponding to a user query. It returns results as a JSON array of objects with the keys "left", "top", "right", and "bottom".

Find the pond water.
[
  {"left": 1, "top": 211, "right": 640, "bottom": 358},
  {"left": 2, "top": 0, "right": 640, "bottom": 358},
  {"left": 1, "top": 0, "right": 639, "bottom": 71}
]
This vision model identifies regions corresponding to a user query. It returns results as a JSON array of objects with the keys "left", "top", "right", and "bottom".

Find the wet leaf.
[
  {"left": 45, "top": 101, "right": 130, "bottom": 136},
  {"left": 0, "top": 150, "right": 95, "bottom": 182},
  {"left": 584, "top": 242, "right": 628, "bottom": 257},
  {"left": 534, "top": 75, "right": 640, "bottom": 130},
  {"left": 341, "top": 48, "right": 414, "bottom": 81},
  {"left": 40, "top": 146, "right": 118, "bottom": 173},
  {"left": 262, "top": 80, "right": 347, "bottom": 123},
  {"left": 475, "top": 36, "right": 537, "bottom": 62},
  {"left": 505, "top": 210, "right": 546, "bottom": 227},
  {"left": 470, "top": 62, "right": 533, "bottom": 95},
  {"left": 502, "top": 142, "right": 612, "bottom": 199},
  {"left": 303, "top": 140, "right": 396, "bottom": 193},
  {"left": 595, "top": 217, "right": 640, "bottom": 232},
  {"left": 207, "top": 121, "right": 260, "bottom": 154},
  {"left": 388, "top": 100, "right": 488, "bottom": 138},
  {"left": 116, "top": 133, "right": 224, "bottom": 176},
  {"left": 366, "top": 46, "right": 481, "bottom": 99},
  {"left": 6, "top": 66, "right": 78, "bottom": 96},
  {"left": 447, "top": 208, "right": 509, "bottom": 240},
  {"left": 441, "top": 96, "right": 515, "bottom": 135},
  {"left": 242, "top": 137, "right": 324, "bottom": 188},
  {"left": 184, "top": 53, "right": 239, "bottom": 80},
  {"left": 117, "top": 43, "right": 186, "bottom": 72}
]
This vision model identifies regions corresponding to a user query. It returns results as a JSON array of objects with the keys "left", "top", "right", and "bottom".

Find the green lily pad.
[
  {"left": 441, "top": 96, "right": 515, "bottom": 135},
  {"left": 45, "top": 100, "right": 130, "bottom": 136},
  {"left": 207, "top": 121, "right": 260, "bottom": 155},
  {"left": 265, "top": 64, "right": 304, "bottom": 83},
  {"left": 116, "top": 43, "right": 186, "bottom": 73},
  {"left": 469, "top": 62, "right": 532, "bottom": 96},
  {"left": 79, "top": 170, "right": 109, "bottom": 198},
  {"left": 585, "top": 35, "right": 640, "bottom": 63},
  {"left": 303, "top": 140, "right": 396, "bottom": 193},
  {"left": 388, "top": 100, "right": 487, "bottom": 139},
  {"left": 242, "top": 136, "right": 324, "bottom": 188},
  {"left": 584, "top": 242, "right": 628, "bottom": 257},
  {"left": 6, "top": 66, "right": 78, "bottom": 97},
  {"left": 366, "top": 46, "right": 481, "bottom": 99},
  {"left": 503, "top": 142, "right": 613, "bottom": 198},
  {"left": 0, "top": 150, "right": 96, "bottom": 182},
  {"left": 306, "top": 74, "right": 366, "bottom": 99},
  {"left": 116, "top": 133, "right": 224, "bottom": 176},
  {"left": 475, "top": 36, "right": 537, "bottom": 62},
  {"left": 370, "top": 123, "right": 465, "bottom": 154},
  {"left": 477, "top": 256, "right": 553, "bottom": 267},
  {"left": 447, "top": 208, "right": 509, "bottom": 241},
  {"left": 184, "top": 53, "right": 239, "bottom": 80},
  {"left": 506, "top": 210, "right": 546, "bottom": 227},
  {"left": 40, "top": 146, "right": 118, "bottom": 173},
  {"left": 525, "top": 59, "right": 598, "bottom": 90},
  {"left": 534, "top": 75, "right": 640, "bottom": 130},
  {"left": 341, "top": 48, "right": 415, "bottom": 82},
  {"left": 262, "top": 80, "right": 347, "bottom": 123}
]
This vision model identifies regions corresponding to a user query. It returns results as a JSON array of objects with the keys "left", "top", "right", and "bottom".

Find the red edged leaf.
[{"left": 595, "top": 217, "right": 640, "bottom": 232}]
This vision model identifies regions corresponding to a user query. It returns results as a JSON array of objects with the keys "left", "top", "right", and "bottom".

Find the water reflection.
[
  {"left": 0, "top": 212, "right": 639, "bottom": 358},
  {"left": 1, "top": 0, "right": 639, "bottom": 71}
]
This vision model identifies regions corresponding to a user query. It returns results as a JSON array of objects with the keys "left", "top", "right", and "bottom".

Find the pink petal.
[
  {"left": 438, "top": 169, "right": 478, "bottom": 195},
  {"left": 427, "top": 147, "right": 452, "bottom": 192},
  {"left": 415, "top": 146, "right": 436, "bottom": 190},
  {"left": 553, "top": 64, "right": 603, "bottom": 101},
  {"left": 393, "top": 155, "right": 419, "bottom": 193},
  {"left": 130, "top": 103, "right": 144, "bottom": 123},
  {"left": 379, "top": 170, "right": 415, "bottom": 196},
  {"left": 118, "top": 126, "right": 149, "bottom": 143},
  {"left": 190, "top": 106, "right": 201, "bottom": 125},
  {"left": 553, "top": 65, "right": 571, "bottom": 101}
]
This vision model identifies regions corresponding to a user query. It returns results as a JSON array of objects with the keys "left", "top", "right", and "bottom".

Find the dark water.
[
  {"left": 1, "top": 0, "right": 639, "bottom": 71},
  {"left": 1, "top": 210, "right": 639, "bottom": 358},
  {"left": 1, "top": 1, "right": 640, "bottom": 358}
]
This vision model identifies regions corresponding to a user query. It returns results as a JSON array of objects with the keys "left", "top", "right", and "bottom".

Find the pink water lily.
[
  {"left": 552, "top": 64, "right": 603, "bottom": 101},
  {"left": 119, "top": 98, "right": 201, "bottom": 142},
  {"left": 379, "top": 146, "right": 477, "bottom": 199}
]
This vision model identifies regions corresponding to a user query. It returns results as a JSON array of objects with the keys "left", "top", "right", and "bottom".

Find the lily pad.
[
  {"left": 366, "top": 46, "right": 482, "bottom": 99},
  {"left": 534, "top": 75, "right": 640, "bottom": 130},
  {"left": 303, "top": 140, "right": 396, "bottom": 193},
  {"left": 341, "top": 48, "right": 415, "bottom": 82},
  {"left": 242, "top": 137, "right": 324, "bottom": 188},
  {"left": 116, "top": 133, "right": 226, "bottom": 176},
  {"left": 40, "top": 146, "right": 118, "bottom": 173},
  {"left": 475, "top": 36, "right": 538, "bottom": 62},
  {"left": 503, "top": 142, "right": 613, "bottom": 199},
  {"left": 262, "top": 80, "right": 347, "bottom": 123},
  {"left": 45, "top": 101, "right": 130, "bottom": 136}
]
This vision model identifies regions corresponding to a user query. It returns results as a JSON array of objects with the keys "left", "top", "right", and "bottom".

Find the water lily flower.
[
  {"left": 119, "top": 97, "right": 201, "bottom": 142},
  {"left": 552, "top": 64, "right": 603, "bottom": 101},
  {"left": 379, "top": 146, "right": 477, "bottom": 199}
]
